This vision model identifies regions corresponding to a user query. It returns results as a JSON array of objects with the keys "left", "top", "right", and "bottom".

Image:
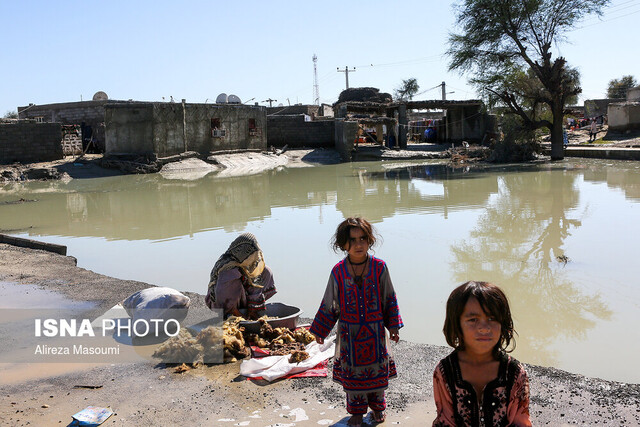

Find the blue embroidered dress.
[{"left": 310, "top": 256, "right": 403, "bottom": 392}]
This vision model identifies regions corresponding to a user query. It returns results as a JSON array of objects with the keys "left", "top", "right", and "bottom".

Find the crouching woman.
[{"left": 205, "top": 233, "right": 276, "bottom": 320}]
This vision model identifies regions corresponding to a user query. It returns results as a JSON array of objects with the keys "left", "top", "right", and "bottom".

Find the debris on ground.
[
  {"left": 70, "top": 406, "right": 114, "bottom": 426},
  {"left": 152, "top": 317, "right": 317, "bottom": 367}
]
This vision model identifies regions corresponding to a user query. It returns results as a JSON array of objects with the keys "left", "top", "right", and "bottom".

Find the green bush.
[{"left": 488, "top": 116, "right": 542, "bottom": 163}]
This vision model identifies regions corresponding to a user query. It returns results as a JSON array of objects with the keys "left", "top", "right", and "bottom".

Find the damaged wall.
[
  {"left": 17, "top": 100, "right": 116, "bottom": 152},
  {"left": 334, "top": 120, "right": 359, "bottom": 161}
]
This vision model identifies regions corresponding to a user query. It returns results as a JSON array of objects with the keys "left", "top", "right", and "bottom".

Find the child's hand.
[
  {"left": 389, "top": 329, "right": 399, "bottom": 343},
  {"left": 315, "top": 335, "right": 324, "bottom": 344}
]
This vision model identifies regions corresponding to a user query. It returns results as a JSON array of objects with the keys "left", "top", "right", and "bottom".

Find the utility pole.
[
  {"left": 440, "top": 81, "right": 454, "bottom": 100},
  {"left": 337, "top": 66, "right": 356, "bottom": 89},
  {"left": 313, "top": 54, "right": 320, "bottom": 106},
  {"left": 262, "top": 98, "right": 277, "bottom": 107}
]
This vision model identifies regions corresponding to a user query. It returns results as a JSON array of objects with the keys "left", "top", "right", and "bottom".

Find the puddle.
[
  {"left": 0, "top": 281, "right": 104, "bottom": 384},
  {"left": 0, "top": 361, "right": 109, "bottom": 385},
  {"left": 0, "top": 281, "right": 96, "bottom": 310}
]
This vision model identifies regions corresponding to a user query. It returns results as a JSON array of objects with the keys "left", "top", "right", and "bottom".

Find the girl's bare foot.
[{"left": 373, "top": 410, "right": 386, "bottom": 423}]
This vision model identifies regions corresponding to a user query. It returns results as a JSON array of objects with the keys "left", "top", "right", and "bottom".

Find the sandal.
[
  {"left": 373, "top": 410, "right": 386, "bottom": 423},
  {"left": 347, "top": 414, "right": 363, "bottom": 426}
]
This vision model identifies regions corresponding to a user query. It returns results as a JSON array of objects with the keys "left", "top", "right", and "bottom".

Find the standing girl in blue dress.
[{"left": 311, "top": 217, "right": 403, "bottom": 426}]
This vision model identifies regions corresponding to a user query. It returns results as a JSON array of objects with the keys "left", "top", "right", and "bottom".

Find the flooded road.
[{"left": 1, "top": 158, "right": 639, "bottom": 383}]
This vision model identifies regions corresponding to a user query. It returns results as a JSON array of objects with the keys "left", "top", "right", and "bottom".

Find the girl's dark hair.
[
  {"left": 332, "top": 217, "right": 377, "bottom": 252},
  {"left": 443, "top": 281, "right": 516, "bottom": 356}
]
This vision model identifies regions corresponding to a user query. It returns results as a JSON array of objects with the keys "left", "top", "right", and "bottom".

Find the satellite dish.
[
  {"left": 216, "top": 93, "right": 228, "bottom": 104},
  {"left": 227, "top": 94, "right": 241, "bottom": 104},
  {"left": 92, "top": 91, "right": 108, "bottom": 101},
  {"left": 277, "top": 103, "right": 284, "bottom": 107}
]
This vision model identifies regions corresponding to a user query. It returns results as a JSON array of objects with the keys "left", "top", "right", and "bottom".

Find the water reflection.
[
  {"left": 1, "top": 158, "right": 639, "bottom": 382},
  {"left": 363, "top": 164, "right": 498, "bottom": 219},
  {"left": 444, "top": 166, "right": 613, "bottom": 367},
  {"left": 2, "top": 160, "right": 639, "bottom": 241},
  {"left": 0, "top": 163, "right": 495, "bottom": 239}
]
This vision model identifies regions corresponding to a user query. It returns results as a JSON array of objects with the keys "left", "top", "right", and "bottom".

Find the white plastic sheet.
[{"left": 240, "top": 336, "right": 336, "bottom": 382}]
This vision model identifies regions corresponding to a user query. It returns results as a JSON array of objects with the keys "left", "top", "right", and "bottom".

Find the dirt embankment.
[
  {"left": 0, "top": 244, "right": 638, "bottom": 426},
  {"left": 0, "top": 149, "right": 343, "bottom": 183}
]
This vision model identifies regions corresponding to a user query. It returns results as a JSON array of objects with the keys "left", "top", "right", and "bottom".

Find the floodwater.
[{"left": 1, "top": 158, "right": 639, "bottom": 383}]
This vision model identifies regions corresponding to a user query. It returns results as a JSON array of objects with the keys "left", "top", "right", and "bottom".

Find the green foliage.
[
  {"left": 3, "top": 110, "right": 18, "bottom": 119},
  {"left": 607, "top": 75, "right": 637, "bottom": 99},
  {"left": 448, "top": 0, "right": 608, "bottom": 158},
  {"left": 394, "top": 78, "right": 420, "bottom": 101},
  {"left": 488, "top": 115, "right": 541, "bottom": 163}
]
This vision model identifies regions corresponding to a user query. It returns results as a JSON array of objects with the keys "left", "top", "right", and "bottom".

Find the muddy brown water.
[{"left": 1, "top": 158, "right": 639, "bottom": 384}]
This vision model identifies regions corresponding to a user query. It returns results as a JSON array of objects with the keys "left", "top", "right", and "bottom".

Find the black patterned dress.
[{"left": 432, "top": 350, "right": 532, "bottom": 426}]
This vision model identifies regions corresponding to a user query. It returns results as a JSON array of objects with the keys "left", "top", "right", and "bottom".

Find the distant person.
[
  {"left": 310, "top": 217, "right": 403, "bottom": 426},
  {"left": 205, "top": 233, "right": 276, "bottom": 319},
  {"left": 425, "top": 127, "right": 437, "bottom": 143},
  {"left": 590, "top": 119, "right": 598, "bottom": 142},
  {"left": 432, "top": 281, "right": 532, "bottom": 426}
]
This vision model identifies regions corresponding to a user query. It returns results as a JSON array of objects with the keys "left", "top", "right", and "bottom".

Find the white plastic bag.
[{"left": 122, "top": 287, "right": 190, "bottom": 335}]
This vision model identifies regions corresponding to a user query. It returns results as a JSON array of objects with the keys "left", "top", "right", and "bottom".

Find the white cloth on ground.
[{"left": 240, "top": 336, "right": 336, "bottom": 382}]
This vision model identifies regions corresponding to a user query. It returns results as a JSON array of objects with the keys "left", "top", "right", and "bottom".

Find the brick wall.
[
  {"left": 0, "top": 122, "right": 63, "bottom": 164},
  {"left": 267, "top": 115, "right": 335, "bottom": 148}
]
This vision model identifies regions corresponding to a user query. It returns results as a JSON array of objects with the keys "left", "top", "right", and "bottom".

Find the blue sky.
[{"left": 1, "top": 0, "right": 638, "bottom": 115}]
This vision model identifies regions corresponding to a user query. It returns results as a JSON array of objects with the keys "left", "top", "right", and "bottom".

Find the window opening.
[
  {"left": 248, "top": 118, "right": 260, "bottom": 136},
  {"left": 211, "top": 118, "right": 226, "bottom": 137}
]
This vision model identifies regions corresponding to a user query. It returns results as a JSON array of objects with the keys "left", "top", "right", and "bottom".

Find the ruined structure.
[{"left": 332, "top": 87, "right": 491, "bottom": 160}]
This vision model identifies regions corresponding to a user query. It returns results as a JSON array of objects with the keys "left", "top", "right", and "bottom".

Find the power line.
[
  {"left": 574, "top": 0, "right": 640, "bottom": 29},
  {"left": 354, "top": 54, "right": 444, "bottom": 69}
]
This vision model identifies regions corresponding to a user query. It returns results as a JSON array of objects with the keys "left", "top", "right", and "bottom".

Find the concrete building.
[
  {"left": 104, "top": 101, "right": 267, "bottom": 157},
  {"left": 608, "top": 86, "right": 640, "bottom": 132},
  {"left": 584, "top": 98, "right": 623, "bottom": 119},
  {"left": 17, "top": 98, "right": 127, "bottom": 152}
]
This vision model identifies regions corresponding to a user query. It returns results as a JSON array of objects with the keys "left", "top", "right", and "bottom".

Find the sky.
[{"left": 1, "top": 0, "right": 639, "bottom": 115}]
